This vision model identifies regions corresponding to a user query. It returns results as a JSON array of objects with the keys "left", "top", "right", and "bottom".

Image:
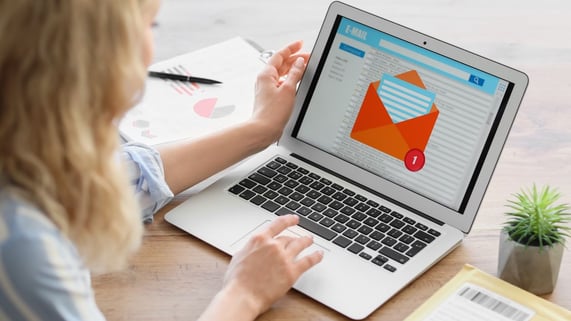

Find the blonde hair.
[{"left": 0, "top": 0, "right": 151, "bottom": 272}]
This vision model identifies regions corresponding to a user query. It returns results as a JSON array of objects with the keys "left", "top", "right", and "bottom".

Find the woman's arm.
[{"left": 157, "top": 41, "right": 308, "bottom": 195}]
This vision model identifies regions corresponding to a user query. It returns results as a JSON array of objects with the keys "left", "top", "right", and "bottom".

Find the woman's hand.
[
  {"left": 222, "top": 214, "right": 323, "bottom": 317},
  {"left": 251, "top": 41, "right": 309, "bottom": 145}
]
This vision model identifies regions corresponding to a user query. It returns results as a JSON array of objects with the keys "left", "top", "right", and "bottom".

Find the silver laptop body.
[{"left": 165, "top": 2, "right": 528, "bottom": 319}]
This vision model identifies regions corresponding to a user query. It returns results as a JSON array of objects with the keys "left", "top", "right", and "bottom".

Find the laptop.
[{"left": 165, "top": 1, "right": 528, "bottom": 319}]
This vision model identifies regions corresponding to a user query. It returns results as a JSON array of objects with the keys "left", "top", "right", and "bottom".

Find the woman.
[{"left": 0, "top": 0, "right": 323, "bottom": 320}]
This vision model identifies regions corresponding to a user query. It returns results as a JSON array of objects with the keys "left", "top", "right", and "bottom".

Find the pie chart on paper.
[{"left": 193, "top": 98, "right": 236, "bottom": 119}]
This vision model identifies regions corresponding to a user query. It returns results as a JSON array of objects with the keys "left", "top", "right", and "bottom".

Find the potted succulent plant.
[{"left": 497, "top": 184, "right": 571, "bottom": 294}]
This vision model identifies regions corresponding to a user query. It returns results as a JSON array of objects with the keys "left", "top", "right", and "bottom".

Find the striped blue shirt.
[{"left": 0, "top": 143, "right": 174, "bottom": 320}]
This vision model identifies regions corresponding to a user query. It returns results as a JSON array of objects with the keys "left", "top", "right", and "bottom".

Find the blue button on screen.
[
  {"left": 469, "top": 75, "right": 485, "bottom": 86},
  {"left": 339, "top": 43, "right": 365, "bottom": 58}
]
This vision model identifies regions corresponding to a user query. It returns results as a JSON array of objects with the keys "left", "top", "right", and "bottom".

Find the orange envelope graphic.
[{"left": 350, "top": 70, "right": 439, "bottom": 161}]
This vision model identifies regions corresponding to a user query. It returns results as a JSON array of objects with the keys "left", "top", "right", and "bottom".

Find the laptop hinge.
[{"left": 291, "top": 153, "right": 445, "bottom": 226}]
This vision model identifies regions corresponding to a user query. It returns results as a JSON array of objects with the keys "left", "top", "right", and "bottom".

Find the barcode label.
[
  {"left": 457, "top": 284, "right": 533, "bottom": 321},
  {"left": 421, "top": 283, "right": 535, "bottom": 321}
]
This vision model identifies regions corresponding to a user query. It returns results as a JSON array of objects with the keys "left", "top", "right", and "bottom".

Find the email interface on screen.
[{"left": 294, "top": 17, "right": 512, "bottom": 212}]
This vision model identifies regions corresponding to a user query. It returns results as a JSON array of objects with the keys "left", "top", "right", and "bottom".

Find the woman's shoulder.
[
  {"left": 0, "top": 188, "right": 82, "bottom": 277},
  {"left": 0, "top": 189, "right": 103, "bottom": 320},
  {"left": 0, "top": 188, "right": 62, "bottom": 242}
]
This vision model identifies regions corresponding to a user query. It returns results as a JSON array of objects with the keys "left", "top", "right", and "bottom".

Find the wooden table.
[{"left": 93, "top": 0, "right": 571, "bottom": 319}]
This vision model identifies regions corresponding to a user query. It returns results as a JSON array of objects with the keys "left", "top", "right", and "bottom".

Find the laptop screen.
[{"left": 292, "top": 16, "right": 514, "bottom": 213}]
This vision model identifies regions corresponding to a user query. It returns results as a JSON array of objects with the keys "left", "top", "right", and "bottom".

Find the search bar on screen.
[{"left": 379, "top": 39, "right": 471, "bottom": 82}]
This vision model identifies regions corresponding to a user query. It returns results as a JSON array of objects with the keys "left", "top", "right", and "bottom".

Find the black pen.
[{"left": 148, "top": 71, "right": 222, "bottom": 84}]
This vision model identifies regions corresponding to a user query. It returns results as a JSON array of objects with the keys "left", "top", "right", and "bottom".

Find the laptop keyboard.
[{"left": 227, "top": 156, "right": 442, "bottom": 273}]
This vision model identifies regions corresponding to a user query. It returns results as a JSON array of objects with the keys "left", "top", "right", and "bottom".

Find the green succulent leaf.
[{"left": 503, "top": 184, "right": 571, "bottom": 247}]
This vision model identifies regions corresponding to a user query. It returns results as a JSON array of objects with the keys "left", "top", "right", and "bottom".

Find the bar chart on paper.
[{"left": 119, "top": 37, "right": 265, "bottom": 145}]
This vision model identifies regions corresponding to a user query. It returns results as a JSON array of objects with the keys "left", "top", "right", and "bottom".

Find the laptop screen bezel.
[{"left": 278, "top": 1, "right": 528, "bottom": 234}]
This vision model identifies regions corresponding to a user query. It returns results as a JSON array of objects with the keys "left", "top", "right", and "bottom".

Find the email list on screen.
[{"left": 295, "top": 16, "right": 512, "bottom": 212}]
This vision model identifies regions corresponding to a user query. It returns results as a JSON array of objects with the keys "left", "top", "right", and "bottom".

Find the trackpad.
[{"left": 230, "top": 220, "right": 331, "bottom": 258}]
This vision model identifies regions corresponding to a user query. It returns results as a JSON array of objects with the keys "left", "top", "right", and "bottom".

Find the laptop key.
[
  {"left": 295, "top": 185, "right": 310, "bottom": 194},
  {"left": 370, "top": 231, "right": 384, "bottom": 241},
  {"left": 267, "top": 182, "right": 281, "bottom": 190},
  {"left": 359, "top": 252, "right": 372, "bottom": 260},
  {"left": 296, "top": 207, "right": 312, "bottom": 216},
  {"left": 379, "top": 205, "right": 391, "bottom": 213},
  {"left": 228, "top": 185, "right": 245, "bottom": 195},
  {"left": 321, "top": 186, "right": 336, "bottom": 195},
  {"left": 371, "top": 255, "right": 388, "bottom": 267},
  {"left": 415, "top": 222, "right": 428, "bottom": 231},
  {"left": 343, "top": 229, "right": 358, "bottom": 239},
  {"left": 414, "top": 230, "right": 436, "bottom": 243},
  {"left": 297, "top": 167, "right": 309, "bottom": 175},
  {"left": 253, "top": 185, "right": 268, "bottom": 194},
  {"left": 275, "top": 207, "right": 293, "bottom": 216},
  {"left": 250, "top": 195, "right": 266, "bottom": 206},
  {"left": 274, "top": 195, "right": 289, "bottom": 205},
  {"left": 357, "top": 226, "right": 373, "bottom": 235},
  {"left": 319, "top": 217, "right": 335, "bottom": 227},
  {"left": 278, "top": 186, "right": 293, "bottom": 196},
  {"left": 399, "top": 235, "right": 415, "bottom": 244},
  {"left": 258, "top": 167, "right": 277, "bottom": 178},
  {"left": 285, "top": 162, "right": 298, "bottom": 169},
  {"left": 334, "top": 214, "right": 350, "bottom": 223},
  {"left": 406, "top": 240, "right": 427, "bottom": 257},
  {"left": 274, "top": 174, "right": 288, "bottom": 184},
  {"left": 379, "top": 246, "right": 409, "bottom": 264},
  {"left": 375, "top": 222, "right": 390, "bottom": 233},
  {"left": 355, "top": 194, "right": 367, "bottom": 202},
  {"left": 403, "top": 217, "right": 416, "bottom": 225},
  {"left": 381, "top": 236, "right": 397, "bottom": 247},
  {"left": 308, "top": 212, "right": 323, "bottom": 221},
  {"left": 323, "top": 208, "right": 337, "bottom": 218},
  {"left": 261, "top": 200, "right": 280, "bottom": 212},
  {"left": 329, "top": 201, "right": 344, "bottom": 210},
  {"left": 266, "top": 161, "right": 281, "bottom": 169},
  {"left": 355, "top": 203, "right": 370, "bottom": 212},
  {"left": 366, "top": 208, "right": 382, "bottom": 218},
  {"left": 379, "top": 213, "right": 393, "bottom": 223},
  {"left": 394, "top": 242, "right": 410, "bottom": 253},
  {"left": 333, "top": 236, "right": 351, "bottom": 248},
  {"left": 239, "top": 190, "right": 255, "bottom": 200},
  {"left": 355, "top": 235, "right": 370, "bottom": 244},
  {"left": 343, "top": 197, "right": 358, "bottom": 206},
  {"left": 366, "top": 200, "right": 379, "bottom": 207},
  {"left": 240, "top": 178, "right": 258, "bottom": 188},
  {"left": 343, "top": 188, "right": 356, "bottom": 196},
  {"left": 297, "top": 216, "right": 337, "bottom": 241},
  {"left": 402, "top": 225, "right": 418, "bottom": 235},
  {"left": 351, "top": 211, "right": 367, "bottom": 221},
  {"left": 346, "top": 219, "right": 361, "bottom": 229},
  {"left": 308, "top": 173, "right": 320, "bottom": 180},
  {"left": 389, "top": 219, "right": 405, "bottom": 229},
  {"left": 384, "top": 264, "right": 397, "bottom": 272},
  {"left": 428, "top": 228, "right": 441, "bottom": 237},
  {"left": 317, "top": 195, "right": 333, "bottom": 205},
  {"left": 310, "top": 203, "right": 326, "bottom": 213},
  {"left": 319, "top": 178, "right": 332, "bottom": 185},
  {"left": 285, "top": 201, "right": 301, "bottom": 211},
  {"left": 348, "top": 243, "right": 364, "bottom": 254},
  {"left": 332, "top": 223, "right": 346, "bottom": 233},
  {"left": 390, "top": 211, "right": 404, "bottom": 219},
  {"left": 277, "top": 166, "right": 292, "bottom": 175},
  {"left": 290, "top": 192, "right": 304, "bottom": 201},
  {"left": 331, "top": 183, "right": 344, "bottom": 190},
  {"left": 367, "top": 240, "right": 382, "bottom": 251}
]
